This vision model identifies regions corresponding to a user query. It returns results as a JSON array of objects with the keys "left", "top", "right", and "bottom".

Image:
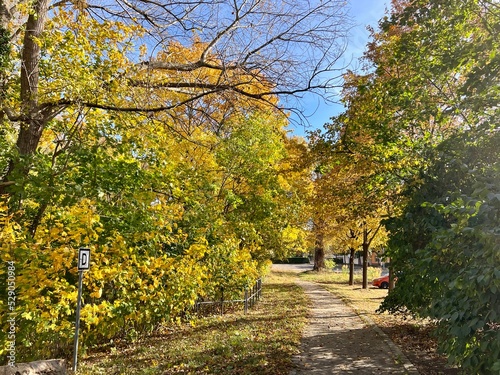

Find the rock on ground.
[{"left": 0, "top": 359, "right": 67, "bottom": 375}]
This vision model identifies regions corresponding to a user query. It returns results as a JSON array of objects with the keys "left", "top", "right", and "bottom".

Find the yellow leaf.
[{"left": 90, "top": 288, "right": 103, "bottom": 298}]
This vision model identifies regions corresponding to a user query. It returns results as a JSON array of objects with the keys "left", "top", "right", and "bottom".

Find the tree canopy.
[
  {"left": 1, "top": 0, "right": 499, "bottom": 371},
  {"left": 318, "top": 0, "right": 500, "bottom": 372},
  {"left": 0, "top": 0, "right": 350, "bottom": 360},
  {"left": 306, "top": 0, "right": 499, "bottom": 371}
]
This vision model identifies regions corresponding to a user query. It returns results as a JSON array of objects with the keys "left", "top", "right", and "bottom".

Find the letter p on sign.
[{"left": 78, "top": 248, "right": 91, "bottom": 271}]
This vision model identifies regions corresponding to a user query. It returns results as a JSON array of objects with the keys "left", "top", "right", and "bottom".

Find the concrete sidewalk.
[{"left": 290, "top": 280, "right": 419, "bottom": 375}]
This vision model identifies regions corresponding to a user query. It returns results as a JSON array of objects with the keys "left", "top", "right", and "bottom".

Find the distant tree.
[{"left": 307, "top": 120, "right": 389, "bottom": 284}]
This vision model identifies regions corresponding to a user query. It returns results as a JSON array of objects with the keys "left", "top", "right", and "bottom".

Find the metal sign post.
[{"left": 73, "top": 248, "right": 90, "bottom": 372}]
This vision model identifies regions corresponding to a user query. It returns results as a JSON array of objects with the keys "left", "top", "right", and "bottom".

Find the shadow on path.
[{"left": 291, "top": 281, "right": 419, "bottom": 375}]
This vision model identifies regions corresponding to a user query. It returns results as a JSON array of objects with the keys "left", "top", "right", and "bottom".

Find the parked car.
[{"left": 372, "top": 274, "right": 390, "bottom": 289}]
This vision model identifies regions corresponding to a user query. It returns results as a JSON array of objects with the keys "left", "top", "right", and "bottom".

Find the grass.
[
  {"left": 78, "top": 267, "right": 457, "bottom": 375},
  {"left": 78, "top": 271, "right": 309, "bottom": 375},
  {"left": 299, "top": 267, "right": 391, "bottom": 324}
]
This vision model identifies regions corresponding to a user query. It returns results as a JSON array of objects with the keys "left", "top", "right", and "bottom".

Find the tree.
[
  {"left": 312, "top": 0, "right": 500, "bottom": 288},
  {"left": 0, "top": 7, "right": 352, "bottom": 348},
  {"left": 0, "top": 98, "right": 306, "bottom": 360},
  {"left": 381, "top": 128, "right": 500, "bottom": 373},
  {"left": 0, "top": 0, "right": 350, "bottom": 198},
  {"left": 308, "top": 0, "right": 499, "bottom": 367},
  {"left": 348, "top": 0, "right": 500, "bottom": 371},
  {"left": 1, "top": 0, "right": 354, "bottom": 361},
  {"left": 307, "top": 119, "right": 389, "bottom": 284},
  {"left": 274, "top": 136, "right": 312, "bottom": 260}
]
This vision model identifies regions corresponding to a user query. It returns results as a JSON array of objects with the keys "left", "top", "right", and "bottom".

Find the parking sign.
[{"left": 78, "top": 248, "right": 90, "bottom": 271}]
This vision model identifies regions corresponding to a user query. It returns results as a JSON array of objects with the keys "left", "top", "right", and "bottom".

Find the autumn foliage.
[{"left": 0, "top": 1, "right": 317, "bottom": 360}]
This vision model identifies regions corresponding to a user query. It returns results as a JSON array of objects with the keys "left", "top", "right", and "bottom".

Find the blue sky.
[{"left": 288, "top": 0, "right": 389, "bottom": 138}]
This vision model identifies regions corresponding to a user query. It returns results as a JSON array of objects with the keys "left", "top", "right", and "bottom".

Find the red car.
[{"left": 372, "top": 274, "right": 390, "bottom": 289}]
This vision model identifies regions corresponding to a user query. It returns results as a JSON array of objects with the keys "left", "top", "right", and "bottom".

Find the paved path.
[{"left": 289, "top": 280, "right": 419, "bottom": 375}]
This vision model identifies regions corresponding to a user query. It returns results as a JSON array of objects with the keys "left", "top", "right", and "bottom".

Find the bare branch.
[
  {"left": 89, "top": 0, "right": 350, "bottom": 106},
  {"left": 2, "top": 0, "right": 351, "bottom": 191}
]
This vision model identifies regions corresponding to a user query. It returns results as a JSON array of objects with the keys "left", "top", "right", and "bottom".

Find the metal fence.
[{"left": 194, "top": 278, "right": 263, "bottom": 316}]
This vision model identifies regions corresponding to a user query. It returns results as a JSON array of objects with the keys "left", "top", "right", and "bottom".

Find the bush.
[
  {"left": 0, "top": 200, "right": 261, "bottom": 362},
  {"left": 381, "top": 131, "right": 500, "bottom": 373}
]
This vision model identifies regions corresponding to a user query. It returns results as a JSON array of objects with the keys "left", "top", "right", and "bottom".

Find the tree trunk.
[
  {"left": 313, "top": 230, "right": 325, "bottom": 271},
  {"left": 388, "top": 264, "right": 396, "bottom": 291},
  {"left": 348, "top": 246, "right": 355, "bottom": 285},
  {"left": 0, "top": 0, "right": 16, "bottom": 31},
  {"left": 0, "top": 0, "right": 50, "bottom": 195},
  {"left": 19, "top": 0, "right": 49, "bottom": 135},
  {"left": 362, "top": 227, "right": 369, "bottom": 289}
]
